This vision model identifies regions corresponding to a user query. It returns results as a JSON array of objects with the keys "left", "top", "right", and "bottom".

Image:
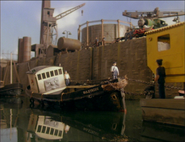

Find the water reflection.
[
  {"left": 141, "top": 121, "right": 185, "bottom": 142},
  {"left": 0, "top": 98, "right": 127, "bottom": 142},
  {"left": 0, "top": 98, "right": 184, "bottom": 142},
  {"left": 27, "top": 111, "right": 127, "bottom": 141}
]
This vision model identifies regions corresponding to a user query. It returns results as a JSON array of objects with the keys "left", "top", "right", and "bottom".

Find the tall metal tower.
[
  {"left": 40, "top": 0, "right": 51, "bottom": 45},
  {"left": 39, "top": 0, "right": 85, "bottom": 57}
]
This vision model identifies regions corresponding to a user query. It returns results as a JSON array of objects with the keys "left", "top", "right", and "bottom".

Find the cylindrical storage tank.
[
  {"left": 81, "top": 23, "right": 129, "bottom": 47},
  {"left": 18, "top": 38, "right": 23, "bottom": 63},
  {"left": 22, "top": 37, "right": 31, "bottom": 62},
  {"left": 57, "top": 37, "right": 81, "bottom": 51}
]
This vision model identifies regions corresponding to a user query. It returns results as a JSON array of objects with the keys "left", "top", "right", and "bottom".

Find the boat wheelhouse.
[{"left": 27, "top": 66, "right": 66, "bottom": 95}]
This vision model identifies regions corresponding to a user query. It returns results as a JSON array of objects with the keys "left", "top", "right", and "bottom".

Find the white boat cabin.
[{"left": 27, "top": 66, "right": 66, "bottom": 94}]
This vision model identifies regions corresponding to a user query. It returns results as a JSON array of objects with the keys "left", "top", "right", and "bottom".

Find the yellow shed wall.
[{"left": 146, "top": 23, "right": 185, "bottom": 82}]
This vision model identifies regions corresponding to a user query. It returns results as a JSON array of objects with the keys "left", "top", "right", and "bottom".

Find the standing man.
[
  {"left": 95, "top": 37, "right": 99, "bottom": 47},
  {"left": 125, "top": 29, "right": 129, "bottom": 41},
  {"left": 155, "top": 59, "right": 166, "bottom": 98},
  {"left": 102, "top": 36, "right": 105, "bottom": 46},
  {"left": 111, "top": 62, "right": 119, "bottom": 79},
  {"left": 64, "top": 71, "right": 70, "bottom": 86},
  {"left": 129, "top": 28, "right": 134, "bottom": 40}
]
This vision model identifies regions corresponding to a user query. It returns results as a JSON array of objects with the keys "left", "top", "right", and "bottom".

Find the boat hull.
[
  {"left": 140, "top": 98, "right": 185, "bottom": 127},
  {"left": 60, "top": 90, "right": 124, "bottom": 111},
  {"left": 26, "top": 85, "right": 125, "bottom": 111},
  {"left": 0, "top": 83, "right": 23, "bottom": 97}
]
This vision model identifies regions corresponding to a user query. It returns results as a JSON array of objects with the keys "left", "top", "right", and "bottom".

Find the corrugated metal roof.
[{"left": 145, "top": 22, "right": 185, "bottom": 35}]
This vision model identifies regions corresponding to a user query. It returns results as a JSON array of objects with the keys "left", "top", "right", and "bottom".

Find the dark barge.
[{"left": 26, "top": 66, "right": 128, "bottom": 111}]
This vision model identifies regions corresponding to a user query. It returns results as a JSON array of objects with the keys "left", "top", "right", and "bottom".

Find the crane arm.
[
  {"left": 157, "top": 11, "right": 185, "bottom": 18},
  {"left": 54, "top": 3, "right": 85, "bottom": 20},
  {"left": 123, "top": 8, "right": 185, "bottom": 19},
  {"left": 123, "top": 11, "right": 145, "bottom": 19}
]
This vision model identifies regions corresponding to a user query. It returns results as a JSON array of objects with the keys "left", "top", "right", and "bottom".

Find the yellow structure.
[{"left": 145, "top": 22, "right": 185, "bottom": 83}]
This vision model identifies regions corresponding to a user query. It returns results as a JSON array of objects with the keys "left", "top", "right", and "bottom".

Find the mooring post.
[{"left": 121, "top": 88, "right": 127, "bottom": 113}]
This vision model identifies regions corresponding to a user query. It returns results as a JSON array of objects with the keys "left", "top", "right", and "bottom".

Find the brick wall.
[
  {"left": 2, "top": 37, "right": 182, "bottom": 98},
  {"left": 55, "top": 49, "right": 91, "bottom": 81}
]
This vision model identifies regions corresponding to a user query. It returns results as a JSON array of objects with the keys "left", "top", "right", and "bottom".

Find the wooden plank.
[
  {"left": 141, "top": 107, "right": 185, "bottom": 126},
  {"left": 66, "top": 85, "right": 96, "bottom": 89},
  {"left": 140, "top": 99, "right": 185, "bottom": 110}
]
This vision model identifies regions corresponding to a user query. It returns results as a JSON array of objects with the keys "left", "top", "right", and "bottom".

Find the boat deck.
[{"left": 66, "top": 85, "right": 97, "bottom": 89}]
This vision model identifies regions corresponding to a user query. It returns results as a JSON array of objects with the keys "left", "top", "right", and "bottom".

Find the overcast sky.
[{"left": 1, "top": 1, "right": 184, "bottom": 60}]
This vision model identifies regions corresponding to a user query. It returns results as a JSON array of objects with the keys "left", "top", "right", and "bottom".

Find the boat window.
[
  {"left": 58, "top": 131, "right": 62, "bottom": 137},
  {"left": 46, "top": 127, "right": 50, "bottom": 134},
  {"left": 50, "top": 71, "right": 54, "bottom": 77},
  {"left": 158, "top": 34, "right": 170, "bottom": 51},
  {"left": 54, "top": 70, "right": 58, "bottom": 75},
  {"left": 54, "top": 129, "right": 58, "bottom": 136},
  {"left": 37, "top": 125, "right": 42, "bottom": 132},
  {"left": 42, "top": 73, "right": 46, "bottom": 79},
  {"left": 37, "top": 74, "right": 42, "bottom": 80},
  {"left": 46, "top": 72, "right": 50, "bottom": 78},
  {"left": 42, "top": 126, "right": 46, "bottom": 133},
  {"left": 50, "top": 128, "right": 54, "bottom": 135},
  {"left": 58, "top": 69, "right": 62, "bottom": 74}
]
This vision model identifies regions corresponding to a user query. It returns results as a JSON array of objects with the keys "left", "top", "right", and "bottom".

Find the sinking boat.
[{"left": 25, "top": 65, "right": 128, "bottom": 111}]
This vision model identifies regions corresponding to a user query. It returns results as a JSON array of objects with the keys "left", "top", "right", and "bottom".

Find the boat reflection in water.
[
  {"left": 27, "top": 114, "right": 66, "bottom": 141},
  {"left": 0, "top": 101, "right": 127, "bottom": 142},
  {"left": 26, "top": 111, "right": 127, "bottom": 141},
  {"left": 1, "top": 99, "right": 184, "bottom": 142}
]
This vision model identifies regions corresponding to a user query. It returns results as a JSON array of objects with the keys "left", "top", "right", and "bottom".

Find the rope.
[
  {"left": 71, "top": 76, "right": 183, "bottom": 90},
  {"left": 106, "top": 79, "right": 144, "bottom": 96},
  {"left": 127, "top": 78, "right": 183, "bottom": 90}
]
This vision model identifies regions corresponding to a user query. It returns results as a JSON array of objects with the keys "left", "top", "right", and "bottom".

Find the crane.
[
  {"left": 39, "top": 2, "right": 85, "bottom": 57},
  {"left": 123, "top": 7, "right": 185, "bottom": 28},
  {"left": 55, "top": 3, "right": 85, "bottom": 20},
  {"left": 122, "top": 7, "right": 185, "bottom": 37}
]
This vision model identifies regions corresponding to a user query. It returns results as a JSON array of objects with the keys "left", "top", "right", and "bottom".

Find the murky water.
[{"left": 0, "top": 97, "right": 184, "bottom": 142}]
